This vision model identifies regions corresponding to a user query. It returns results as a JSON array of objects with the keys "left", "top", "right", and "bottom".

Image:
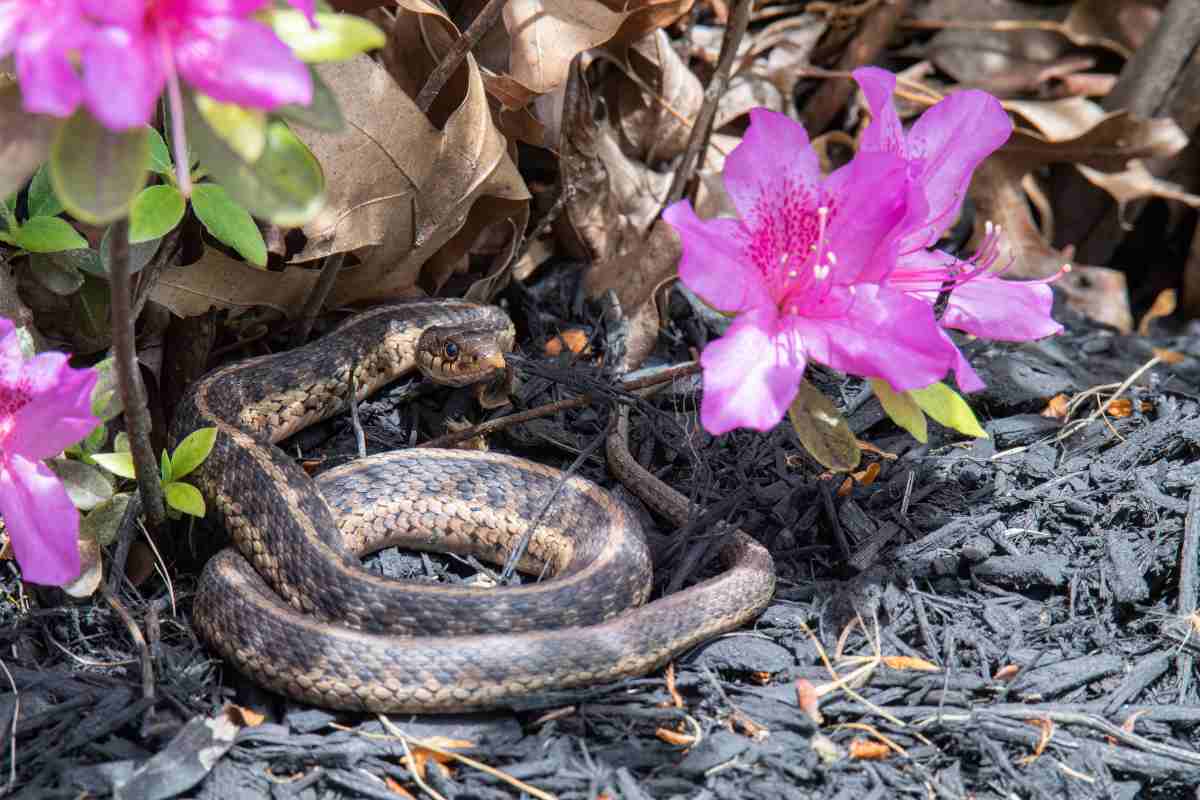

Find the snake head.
[{"left": 416, "top": 324, "right": 512, "bottom": 388}]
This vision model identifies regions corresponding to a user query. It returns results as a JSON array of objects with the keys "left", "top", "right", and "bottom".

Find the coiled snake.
[{"left": 179, "top": 299, "right": 775, "bottom": 712}]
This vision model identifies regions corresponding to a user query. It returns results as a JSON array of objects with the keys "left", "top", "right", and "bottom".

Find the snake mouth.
[{"left": 416, "top": 325, "right": 513, "bottom": 387}]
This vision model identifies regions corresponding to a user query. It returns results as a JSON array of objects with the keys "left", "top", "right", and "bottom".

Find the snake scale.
[{"left": 177, "top": 298, "right": 775, "bottom": 712}]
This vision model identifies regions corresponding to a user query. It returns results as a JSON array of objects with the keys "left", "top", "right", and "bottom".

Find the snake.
[{"left": 178, "top": 298, "right": 775, "bottom": 712}]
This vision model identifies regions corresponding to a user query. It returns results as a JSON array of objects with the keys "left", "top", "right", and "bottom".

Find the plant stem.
[
  {"left": 109, "top": 218, "right": 167, "bottom": 529},
  {"left": 663, "top": 0, "right": 754, "bottom": 207},
  {"left": 416, "top": 0, "right": 508, "bottom": 113},
  {"left": 292, "top": 252, "right": 344, "bottom": 347}
]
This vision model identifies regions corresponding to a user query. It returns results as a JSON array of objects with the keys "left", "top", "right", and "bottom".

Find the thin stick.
[
  {"left": 1178, "top": 486, "right": 1200, "bottom": 701},
  {"left": 663, "top": 0, "right": 754, "bottom": 207},
  {"left": 376, "top": 716, "right": 557, "bottom": 800},
  {"left": 108, "top": 218, "right": 166, "bottom": 528},
  {"left": 416, "top": 0, "right": 508, "bottom": 114},
  {"left": 417, "top": 362, "right": 700, "bottom": 450},
  {"left": 292, "top": 252, "right": 344, "bottom": 347},
  {"left": 103, "top": 586, "right": 154, "bottom": 702}
]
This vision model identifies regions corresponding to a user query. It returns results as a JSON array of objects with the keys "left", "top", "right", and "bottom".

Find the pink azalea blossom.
[
  {"left": 0, "top": 319, "right": 99, "bottom": 586},
  {"left": 0, "top": 0, "right": 94, "bottom": 118},
  {"left": 80, "top": 1, "right": 313, "bottom": 132},
  {"left": 664, "top": 70, "right": 1063, "bottom": 435}
]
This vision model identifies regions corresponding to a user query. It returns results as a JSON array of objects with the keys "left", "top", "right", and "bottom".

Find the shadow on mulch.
[{"left": 5, "top": 270, "right": 1200, "bottom": 799}]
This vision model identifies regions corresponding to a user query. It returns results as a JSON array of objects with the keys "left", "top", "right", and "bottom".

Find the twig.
[
  {"left": 1178, "top": 486, "right": 1200, "bottom": 701},
  {"left": 375, "top": 716, "right": 557, "bottom": 800},
  {"left": 348, "top": 368, "right": 367, "bottom": 459},
  {"left": 417, "top": 362, "right": 700, "bottom": 450},
  {"left": 416, "top": 0, "right": 508, "bottom": 114},
  {"left": 497, "top": 429, "right": 608, "bottom": 584},
  {"left": 102, "top": 586, "right": 154, "bottom": 702},
  {"left": 108, "top": 218, "right": 166, "bottom": 529},
  {"left": 1055, "top": 355, "right": 1161, "bottom": 443},
  {"left": 663, "top": 0, "right": 754, "bottom": 207},
  {"left": 292, "top": 252, "right": 344, "bottom": 347},
  {"left": 130, "top": 227, "right": 181, "bottom": 321}
]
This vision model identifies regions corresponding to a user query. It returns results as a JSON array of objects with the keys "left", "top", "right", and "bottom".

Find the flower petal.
[
  {"left": 175, "top": 17, "right": 312, "bottom": 109},
  {"left": 662, "top": 200, "right": 772, "bottom": 314},
  {"left": 0, "top": 325, "right": 22, "bottom": 386},
  {"left": 854, "top": 67, "right": 905, "bottom": 156},
  {"left": 79, "top": 0, "right": 141, "bottom": 25},
  {"left": 13, "top": 18, "right": 85, "bottom": 118},
  {"left": 9, "top": 355, "right": 98, "bottom": 460},
  {"left": 722, "top": 108, "right": 822, "bottom": 226},
  {"left": 82, "top": 26, "right": 164, "bottom": 130},
  {"left": 788, "top": 283, "right": 981, "bottom": 392},
  {"left": 0, "top": 454, "right": 80, "bottom": 586},
  {"left": 821, "top": 149, "right": 911, "bottom": 284},
  {"left": 898, "top": 89, "right": 1011, "bottom": 251},
  {"left": 699, "top": 308, "right": 806, "bottom": 434},
  {"left": 898, "top": 250, "right": 1063, "bottom": 341}
]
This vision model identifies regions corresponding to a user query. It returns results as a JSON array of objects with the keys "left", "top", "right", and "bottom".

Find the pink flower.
[
  {"left": 854, "top": 67, "right": 1064, "bottom": 344},
  {"left": 80, "top": 1, "right": 313, "bottom": 131},
  {"left": 0, "top": 319, "right": 99, "bottom": 586},
  {"left": 664, "top": 70, "right": 1062, "bottom": 435},
  {"left": 0, "top": 0, "right": 93, "bottom": 118}
]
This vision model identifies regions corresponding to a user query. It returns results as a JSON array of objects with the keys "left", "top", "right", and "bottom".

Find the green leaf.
[
  {"left": 114, "top": 432, "right": 130, "bottom": 452},
  {"left": 787, "top": 379, "right": 860, "bottom": 472},
  {"left": 195, "top": 94, "right": 267, "bottom": 163},
  {"left": 270, "top": 10, "right": 386, "bottom": 62},
  {"left": 91, "top": 451, "right": 137, "bottom": 480},
  {"left": 89, "top": 357, "right": 124, "bottom": 421},
  {"left": 43, "top": 247, "right": 103, "bottom": 278},
  {"left": 0, "top": 84, "right": 56, "bottom": 201},
  {"left": 129, "top": 184, "right": 185, "bottom": 243},
  {"left": 275, "top": 67, "right": 344, "bottom": 132},
  {"left": 164, "top": 481, "right": 206, "bottom": 517},
  {"left": 186, "top": 95, "right": 325, "bottom": 227},
  {"left": 50, "top": 111, "right": 149, "bottom": 225},
  {"left": 80, "top": 493, "right": 131, "bottom": 546},
  {"left": 99, "top": 225, "right": 161, "bottom": 275},
  {"left": 82, "top": 422, "right": 108, "bottom": 454},
  {"left": 909, "top": 382, "right": 988, "bottom": 439},
  {"left": 871, "top": 378, "right": 928, "bottom": 444},
  {"left": 27, "top": 163, "right": 65, "bottom": 218},
  {"left": 46, "top": 457, "right": 113, "bottom": 511},
  {"left": 13, "top": 216, "right": 88, "bottom": 253},
  {"left": 147, "top": 126, "right": 174, "bottom": 176},
  {"left": 190, "top": 183, "right": 268, "bottom": 266},
  {"left": 170, "top": 427, "right": 218, "bottom": 480},
  {"left": 28, "top": 253, "right": 85, "bottom": 295},
  {"left": 74, "top": 274, "right": 111, "bottom": 344},
  {"left": 160, "top": 448, "right": 172, "bottom": 483}
]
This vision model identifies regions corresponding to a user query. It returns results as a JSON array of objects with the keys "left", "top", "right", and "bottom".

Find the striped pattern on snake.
[{"left": 178, "top": 298, "right": 775, "bottom": 711}]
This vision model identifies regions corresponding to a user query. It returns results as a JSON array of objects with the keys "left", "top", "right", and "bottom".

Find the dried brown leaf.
[
  {"left": 483, "top": 0, "right": 627, "bottom": 110},
  {"left": 614, "top": 30, "right": 703, "bottom": 163}
]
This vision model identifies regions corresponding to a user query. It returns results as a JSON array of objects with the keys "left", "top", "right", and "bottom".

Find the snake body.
[{"left": 179, "top": 299, "right": 775, "bottom": 712}]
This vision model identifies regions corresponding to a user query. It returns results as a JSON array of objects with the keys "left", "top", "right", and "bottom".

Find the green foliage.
[
  {"left": 190, "top": 184, "right": 268, "bottom": 266},
  {"left": 871, "top": 379, "right": 929, "bottom": 443},
  {"left": 270, "top": 10, "right": 387, "bottom": 63},
  {"left": 92, "top": 426, "right": 218, "bottom": 518},
  {"left": 788, "top": 379, "right": 861, "bottom": 472},
  {"left": 129, "top": 185, "right": 186, "bottom": 243},
  {"left": 50, "top": 111, "right": 150, "bottom": 225},
  {"left": 186, "top": 94, "right": 325, "bottom": 227},
  {"left": 909, "top": 382, "right": 988, "bottom": 439}
]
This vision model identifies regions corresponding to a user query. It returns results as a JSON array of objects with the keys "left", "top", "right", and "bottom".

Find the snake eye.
[{"left": 443, "top": 341, "right": 460, "bottom": 360}]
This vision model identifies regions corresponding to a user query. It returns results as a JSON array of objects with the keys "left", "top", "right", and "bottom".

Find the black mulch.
[{"left": 5, "top": 265, "right": 1200, "bottom": 799}]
